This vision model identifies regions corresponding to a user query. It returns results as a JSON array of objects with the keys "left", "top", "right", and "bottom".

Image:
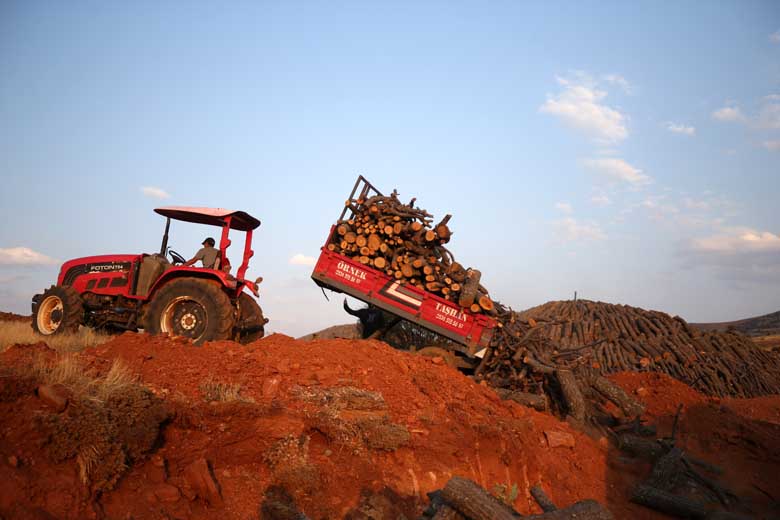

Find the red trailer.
[{"left": 311, "top": 177, "right": 496, "bottom": 366}]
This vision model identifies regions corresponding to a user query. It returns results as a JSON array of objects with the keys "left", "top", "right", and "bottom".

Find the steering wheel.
[{"left": 168, "top": 248, "right": 186, "bottom": 265}]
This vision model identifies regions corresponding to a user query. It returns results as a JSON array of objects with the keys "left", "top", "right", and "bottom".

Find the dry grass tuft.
[
  {"left": 93, "top": 359, "right": 136, "bottom": 402},
  {"left": 24, "top": 355, "right": 168, "bottom": 491},
  {"left": 24, "top": 355, "right": 137, "bottom": 404},
  {"left": 25, "top": 353, "right": 93, "bottom": 394},
  {"left": 199, "top": 378, "right": 254, "bottom": 403},
  {"left": 0, "top": 320, "right": 111, "bottom": 353}
]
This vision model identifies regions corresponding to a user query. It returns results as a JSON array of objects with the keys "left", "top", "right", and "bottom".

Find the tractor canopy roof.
[{"left": 154, "top": 207, "right": 261, "bottom": 231}]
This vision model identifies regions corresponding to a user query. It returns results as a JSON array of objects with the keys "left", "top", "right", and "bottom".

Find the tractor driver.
[{"left": 184, "top": 237, "right": 219, "bottom": 269}]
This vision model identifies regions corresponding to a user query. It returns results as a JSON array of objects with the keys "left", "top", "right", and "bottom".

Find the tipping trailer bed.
[{"left": 311, "top": 176, "right": 497, "bottom": 357}]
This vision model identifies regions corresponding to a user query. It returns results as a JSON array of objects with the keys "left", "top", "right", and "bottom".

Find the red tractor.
[{"left": 31, "top": 207, "right": 268, "bottom": 345}]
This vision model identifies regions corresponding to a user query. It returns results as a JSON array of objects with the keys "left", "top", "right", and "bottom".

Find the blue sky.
[{"left": 1, "top": 2, "right": 778, "bottom": 336}]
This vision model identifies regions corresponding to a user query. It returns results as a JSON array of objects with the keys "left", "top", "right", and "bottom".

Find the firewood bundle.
[
  {"left": 478, "top": 300, "right": 780, "bottom": 401},
  {"left": 329, "top": 191, "right": 495, "bottom": 313}
]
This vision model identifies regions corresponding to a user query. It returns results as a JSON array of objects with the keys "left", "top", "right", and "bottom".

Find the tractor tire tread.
[
  {"left": 31, "top": 285, "right": 84, "bottom": 335},
  {"left": 143, "top": 278, "right": 235, "bottom": 345}
]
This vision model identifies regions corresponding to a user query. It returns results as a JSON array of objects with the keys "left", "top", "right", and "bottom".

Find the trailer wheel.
[
  {"left": 32, "top": 285, "right": 84, "bottom": 335},
  {"left": 144, "top": 278, "right": 234, "bottom": 345},
  {"left": 236, "top": 292, "right": 267, "bottom": 344}
]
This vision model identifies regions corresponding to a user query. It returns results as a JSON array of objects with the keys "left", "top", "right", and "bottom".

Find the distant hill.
[{"left": 692, "top": 310, "right": 780, "bottom": 336}]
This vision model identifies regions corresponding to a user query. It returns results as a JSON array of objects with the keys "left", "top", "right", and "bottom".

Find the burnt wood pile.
[
  {"left": 422, "top": 476, "right": 614, "bottom": 519},
  {"left": 330, "top": 191, "right": 495, "bottom": 314},
  {"left": 618, "top": 409, "right": 756, "bottom": 519},
  {"left": 477, "top": 300, "right": 780, "bottom": 402}
]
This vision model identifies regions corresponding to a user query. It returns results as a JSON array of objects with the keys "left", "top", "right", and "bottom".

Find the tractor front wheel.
[
  {"left": 32, "top": 285, "right": 84, "bottom": 335},
  {"left": 144, "top": 278, "right": 234, "bottom": 345}
]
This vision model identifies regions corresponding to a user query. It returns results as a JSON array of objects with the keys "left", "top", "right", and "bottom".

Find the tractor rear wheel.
[
  {"left": 236, "top": 292, "right": 267, "bottom": 344},
  {"left": 32, "top": 285, "right": 84, "bottom": 335},
  {"left": 143, "top": 278, "right": 234, "bottom": 345}
]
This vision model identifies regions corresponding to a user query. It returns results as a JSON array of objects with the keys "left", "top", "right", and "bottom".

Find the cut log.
[
  {"left": 435, "top": 214, "right": 453, "bottom": 242},
  {"left": 425, "top": 230, "right": 437, "bottom": 242},
  {"left": 432, "top": 504, "right": 466, "bottom": 520},
  {"left": 530, "top": 484, "right": 556, "bottom": 512},
  {"left": 645, "top": 447, "right": 684, "bottom": 491},
  {"left": 374, "top": 257, "right": 387, "bottom": 270},
  {"left": 344, "top": 232, "right": 357, "bottom": 244},
  {"left": 495, "top": 389, "right": 548, "bottom": 411},
  {"left": 367, "top": 233, "right": 382, "bottom": 250},
  {"left": 355, "top": 235, "right": 367, "bottom": 247},
  {"left": 588, "top": 374, "right": 645, "bottom": 418},
  {"left": 556, "top": 369, "right": 586, "bottom": 422},
  {"left": 478, "top": 295, "right": 494, "bottom": 312},
  {"left": 617, "top": 434, "right": 667, "bottom": 461},
  {"left": 440, "top": 477, "right": 518, "bottom": 520},
  {"left": 631, "top": 485, "right": 707, "bottom": 519},
  {"left": 526, "top": 500, "right": 614, "bottom": 519},
  {"left": 458, "top": 269, "right": 482, "bottom": 308},
  {"left": 401, "top": 263, "right": 415, "bottom": 278}
]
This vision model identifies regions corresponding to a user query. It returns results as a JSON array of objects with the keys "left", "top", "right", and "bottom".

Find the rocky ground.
[{"left": 0, "top": 327, "right": 778, "bottom": 519}]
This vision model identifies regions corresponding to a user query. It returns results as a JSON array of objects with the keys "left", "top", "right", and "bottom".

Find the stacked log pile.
[
  {"left": 478, "top": 300, "right": 780, "bottom": 400},
  {"left": 329, "top": 191, "right": 495, "bottom": 313}
]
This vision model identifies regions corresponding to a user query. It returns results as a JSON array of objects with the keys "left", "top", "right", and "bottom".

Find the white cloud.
[
  {"left": 602, "top": 74, "right": 632, "bottom": 93},
  {"left": 691, "top": 227, "right": 780, "bottom": 254},
  {"left": 680, "top": 226, "right": 780, "bottom": 283},
  {"left": 770, "top": 30, "right": 780, "bottom": 43},
  {"left": 763, "top": 140, "right": 780, "bottom": 151},
  {"left": 553, "top": 217, "right": 607, "bottom": 242},
  {"left": 712, "top": 106, "right": 746, "bottom": 123},
  {"left": 683, "top": 197, "right": 710, "bottom": 210},
  {"left": 666, "top": 122, "right": 696, "bottom": 136},
  {"left": 289, "top": 253, "right": 316, "bottom": 266},
  {"left": 554, "top": 202, "right": 573, "bottom": 214},
  {"left": 757, "top": 101, "right": 780, "bottom": 129},
  {"left": 582, "top": 158, "right": 651, "bottom": 185},
  {"left": 539, "top": 74, "right": 629, "bottom": 144},
  {"left": 590, "top": 193, "right": 612, "bottom": 206},
  {"left": 0, "top": 247, "right": 58, "bottom": 265},
  {"left": 140, "top": 186, "right": 171, "bottom": 199}
]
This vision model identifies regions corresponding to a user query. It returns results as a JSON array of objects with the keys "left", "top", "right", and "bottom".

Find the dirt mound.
[
  {"left": 0, "top": 333, "right": 778, "bottom": 519},
  {"left": 298, "top": 323, "right": 362, "bottom": 341},
  {"left": 0, "top": 311, "right": 28, "bottom": 322},
  {"left": 487, "top": 299, "right": 780, "bottom": 398},
  {"left": 693, "top": 309, "right": 780, "bottom": 336}
]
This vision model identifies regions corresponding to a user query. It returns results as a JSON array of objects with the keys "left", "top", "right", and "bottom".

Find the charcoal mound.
[{"left": 482, "top": 300, "right": 780, "bottom": 398}]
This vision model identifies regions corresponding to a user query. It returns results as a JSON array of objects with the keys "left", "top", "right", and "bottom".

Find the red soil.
[{"left": 0, "top": 333, "right": 778, "bottom": 519}]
